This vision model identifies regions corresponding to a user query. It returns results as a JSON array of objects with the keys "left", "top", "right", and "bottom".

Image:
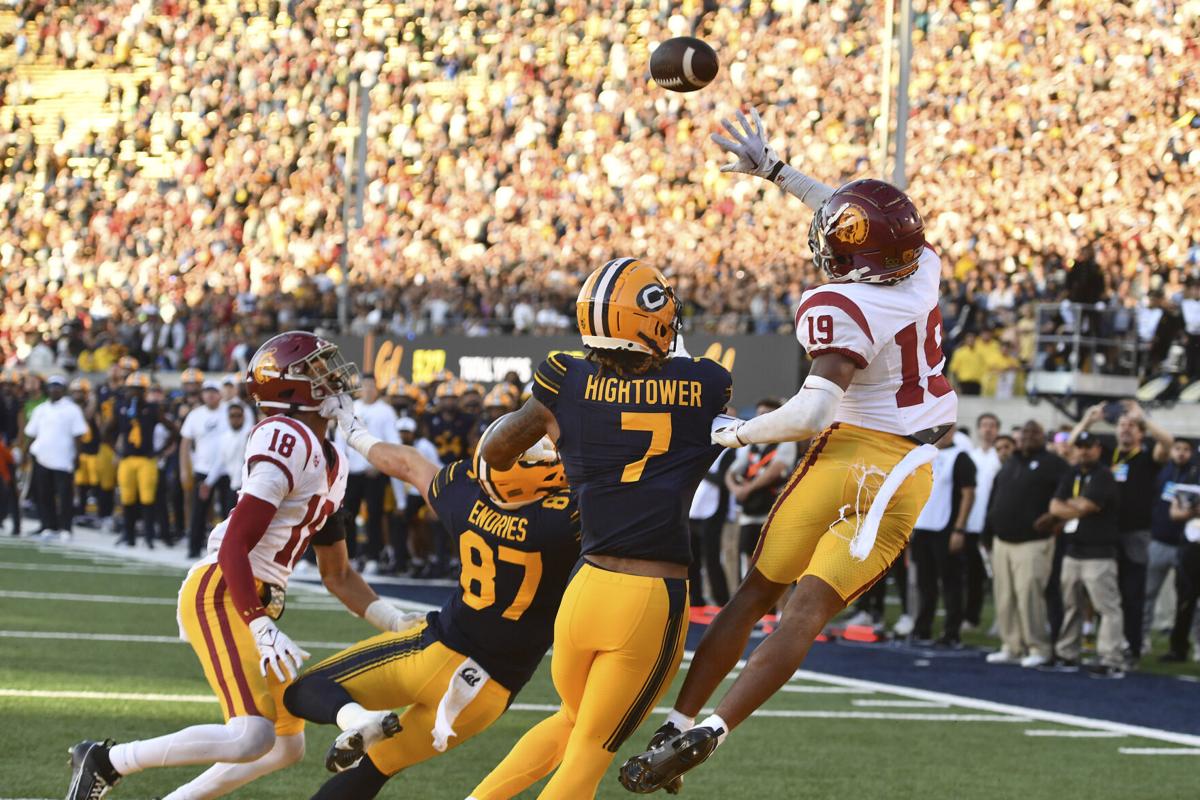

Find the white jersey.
[
  {"left": 198, "top": 415, "right": 348, "bottom": 588},
  {"left": 794, "top": 247, "right": 957, "bottom": 437}
]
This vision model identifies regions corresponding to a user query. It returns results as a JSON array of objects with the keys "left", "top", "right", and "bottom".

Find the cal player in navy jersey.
[
  {"left": 466, "top": 258, "right": 732, "bottom": 800},
  {"left": 285, "top": 401, "right": 580, "bottom": 800}
]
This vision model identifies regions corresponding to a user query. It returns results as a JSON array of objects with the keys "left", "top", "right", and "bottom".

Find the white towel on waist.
[{"left": 432, "top": 657, "right": 490, "bottom": 752}]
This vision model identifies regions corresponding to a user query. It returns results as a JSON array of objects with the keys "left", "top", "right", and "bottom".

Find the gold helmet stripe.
[
  {"left": 577, "top": 266, "right": 605, "bottom": 338},
  {"left": 594, "top": 257, "right": 638, "bottom": 337}
]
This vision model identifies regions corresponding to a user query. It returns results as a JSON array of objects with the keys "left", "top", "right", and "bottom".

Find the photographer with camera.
[
  {"left": 1071, "top": 399, "right": 1173, "bottom": 662},
  {"left": 726, "top": 399, "right": 797, "bottom": 580},
  {"left": 1164, "top": 482, "right": 1200, "bottom": 662}
]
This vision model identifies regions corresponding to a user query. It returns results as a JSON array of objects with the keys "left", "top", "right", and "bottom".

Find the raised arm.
[
  {"left": 711, "top": 108, "right": 834, "bottom": 211},
  {"left": 480, "top": 397, "right": 559, "bottom": 470}
]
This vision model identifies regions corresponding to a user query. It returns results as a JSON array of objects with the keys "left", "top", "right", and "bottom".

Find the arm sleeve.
[
  {"left": 217, "top": 493, "right": 277, "bottom": 623},
  {"left": 794, "top": 291, "right": 882, "bottom": 368},
  {"left": 955, "top": 453, "right": 977, "bottom": 489},
  {"left": 530, "top": 354, "right": 570, "bottom": 411}
]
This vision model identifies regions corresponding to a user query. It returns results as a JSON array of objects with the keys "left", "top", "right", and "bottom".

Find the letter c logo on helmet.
[{"left": 637, "top": 284, "right": 669, "bottom": 312}]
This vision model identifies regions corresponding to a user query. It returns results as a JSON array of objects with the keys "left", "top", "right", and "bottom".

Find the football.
[{"left": 649, "top": 36, "right": 719, "bottom": 93}]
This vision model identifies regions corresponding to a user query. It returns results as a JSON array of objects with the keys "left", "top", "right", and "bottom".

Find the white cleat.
[{"left": 986, "top": 649, "right": 1022, "bottom": 665}]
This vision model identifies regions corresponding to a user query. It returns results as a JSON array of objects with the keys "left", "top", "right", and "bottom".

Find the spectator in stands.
[
  {"left": 688, "top": 450, "right": 735, "bottom": 608},
  {"left": 726, "top": 399, "right": 796, "bottom": 580},
  {"left": 948, "top": 333, "right": 984, "bottom": 396},
  {"left": 180, "top": 380, "right": 228, "bottom": 557},
  {"left": 1071, "top": 400, "right": 1173, "bottom": 662},
  {"left": 1145, "top": 439, "right": 1198, "bottom": 651},
  {"left": 1048, "top": 432, "right": 1126, "bottom": 677},
  {"left": 963, "top": 413, "right": 1000, "bottom": 630},
  {"left": 912, "top": 427, "right": 976, "bottom": 646},
  {"left": 986, "top": 420, "right": 1069, "bottom": 667},
  {"left": 23, "top": 375, "right": 87, "bottom": 540},
  {"left": 1165, "top": 486, "right": 1200, "bottom": 662}
]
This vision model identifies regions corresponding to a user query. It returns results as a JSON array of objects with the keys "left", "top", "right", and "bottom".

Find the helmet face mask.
[{"left": 247, "top": 332, "right": 360, "bottom": 412}]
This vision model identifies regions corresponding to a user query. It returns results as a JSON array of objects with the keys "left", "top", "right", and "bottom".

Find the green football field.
[{"left": 1, "top": 536, "right": 1196, "bottom": 800}]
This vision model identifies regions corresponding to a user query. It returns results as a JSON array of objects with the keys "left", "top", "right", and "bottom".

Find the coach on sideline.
[
  {"left": 181, "top": 380, "right": 229, "bottom": 557},
  {"left": 24, "top": 375, "right": 88, "bottom": 539}
]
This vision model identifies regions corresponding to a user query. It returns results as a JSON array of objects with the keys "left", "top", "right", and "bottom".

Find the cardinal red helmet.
[
  {"left": 246, "top": 332, "right": 359, "bottom": 412},
  {"left": 808, "top": 179, "right": 926, "bottom": 285}
]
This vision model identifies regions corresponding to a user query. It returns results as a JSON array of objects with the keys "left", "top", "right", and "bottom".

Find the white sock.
[
  {"left": 160, "top": 733, "right": 304, "bottom": 800},
  {"left": 696, "top": 714, "right": 730, "bottom": 747},
  {"left": 336, "top": 702, "right": 370, "bottom": 732},
  {"left": 108, "top": 717, "right": 275, "bottom": 776},
  {"left": 665, "top": 709, "right": 695, "bottom": 732}
]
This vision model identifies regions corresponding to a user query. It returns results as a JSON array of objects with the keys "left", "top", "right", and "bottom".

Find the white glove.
[
  {"left": 320, "top": 394, "right": 380, "bottom": 457},
  {"left": 363, "top": 598, "right": 427, "bottom": 633},
  {"left": 711, "top": 414, "right": 747, "bottom": 449},
  {"left": 248, "top": 616, "right": 310, "bottom": 682},
  {"left": 711, "top": 108, "right": 781, "bottom": 179},
  {"left": 519, "top": 436, "right": 558, "bottom": 463}
]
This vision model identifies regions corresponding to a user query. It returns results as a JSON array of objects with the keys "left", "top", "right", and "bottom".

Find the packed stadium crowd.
[{"left": 2, "top": 0, "right": 1199, "bottom": 379}]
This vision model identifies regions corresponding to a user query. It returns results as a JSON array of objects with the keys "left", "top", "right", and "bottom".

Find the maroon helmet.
[
  {"left": 808, "top": 179, "right": 926, "bottom": 285},
  {"left": 246, "top": 331, "right": 359, "bottom": 412}
]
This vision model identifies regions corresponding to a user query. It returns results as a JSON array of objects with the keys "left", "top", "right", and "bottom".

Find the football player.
[
  {"left": 285, "top": 402, "right": 579, "bottom": 799},
  {"left": 66, "top": 333, "right": 414, "bottom": 800},
  {"left": 114, "top": 371, "right": 168, "bottom": 547},
  {"left": 467, "top": 258, "right": 732, "bottom": 800},
  {"left": 619, "top": 109, "right": 957, "bottom": 793}
]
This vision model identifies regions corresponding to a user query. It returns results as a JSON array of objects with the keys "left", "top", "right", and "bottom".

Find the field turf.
[{"left": 1, "top": 537, "right": 1196, "bottom": 800}]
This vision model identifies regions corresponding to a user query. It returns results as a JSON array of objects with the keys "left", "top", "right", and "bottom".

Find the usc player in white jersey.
[
  {"left": 68, "top": 333, "right": 419, "bottom": 800},
  {"left": 621, "top": 109, "right": 958, "bottom": 793}
]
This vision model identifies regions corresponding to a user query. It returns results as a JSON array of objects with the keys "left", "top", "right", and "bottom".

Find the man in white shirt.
[
  {"left": 24, "top": 375, "right": 88, "bottom": 538},
  {"left": 965, "top": 413, "right": 1002, "bottom": 629},
  {"left": 336, "top": 374, "right": 398, "bottom": 570},
  {"left": 389, "top": 416, "right": 440, "bottom": 575},
  {"left": 204, "top": 402, "right": 253, "bottom": 517},
  {"left": 181, "top": 380, "right": 230, "bottom": 557}
]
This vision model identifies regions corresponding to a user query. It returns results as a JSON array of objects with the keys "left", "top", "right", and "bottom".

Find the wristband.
[
  {"left": 363, "top": 599, "right": 403, "bottom": 632},
  {"left": 346, "top": 426, "right": 382, "bottom": 459}
]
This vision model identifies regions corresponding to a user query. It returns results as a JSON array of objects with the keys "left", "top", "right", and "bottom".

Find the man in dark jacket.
[
  {"left": 1047, "top": 432, "right": 1126, "bottom": 678},
  {"left": 1144, "top": 439, "right": 1197, "bottom": 647},
  {"left": 984, "top": 420, "right": 1069, "bottom": 667}
]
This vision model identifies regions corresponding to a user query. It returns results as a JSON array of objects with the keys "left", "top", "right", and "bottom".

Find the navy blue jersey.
[
  {"left": 117, "top": 399, "right": 162, "bottom": 457},
  {"left": 426, "top": 460, "right": 581, "bottom": 693},
  {"left": 423, "top": 411, "right": 476, "bottom": 464},
  {"left": 531, "top": 353, "right": 732, "bottom": 565}
]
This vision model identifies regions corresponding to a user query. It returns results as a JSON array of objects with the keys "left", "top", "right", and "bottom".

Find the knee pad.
[{"left": 227, "top": 716, "right": 276, "bottom": 762}]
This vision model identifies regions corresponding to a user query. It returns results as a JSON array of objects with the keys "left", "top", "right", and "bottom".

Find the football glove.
[
  {"left": 711, "top": 414, "right": 747, "bottom": 449},
  {"left": 520, "top": 435, "right": 558, "bottom": 463},
  {"left": 320, "top": 394, "right": 381, "bottom": 458},
  {"left": 711, "top": 108, "right": 781, "bottom": 179},
  {"left": 248, "top": 616, "right": 310, "bottom": 682}
]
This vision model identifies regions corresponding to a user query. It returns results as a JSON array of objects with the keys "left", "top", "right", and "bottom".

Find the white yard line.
[
  {"left": 0, "top": 690, "right": 1028, "bottom": 722},
  {"left": 0, "top": 561, "right": 182, "bottom": 576},
  {"left": 0, "top": 589, "right": 434, "bottom": 613},
  {"left": 776, "top": 685, "right": 875, "bottom": 694},
  {"left": 794, "top": 669, "right": 1200, "bottom": 748},
  {"left": 1118, "top": 747, "right": 1200, "bottom": 756},
  {"left": 1023, "top": 729, "right": 1127, "bottom": 738},
  {"left": 851, "top": 699, "right": 950, "bottom": 708},
  {"left": 0, "top": 630, "right": 354, "bottom": 650}
]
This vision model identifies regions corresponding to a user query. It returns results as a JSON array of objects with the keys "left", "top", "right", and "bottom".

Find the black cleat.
[
  {"left": 619, "top": 726, "right": 722, "bottom": 794},
  {"left": 66, "top": 739, "right": 121, "bottom": 800},
  {"left": 325, "top": 711, "right": 402, "bottom": 773}
]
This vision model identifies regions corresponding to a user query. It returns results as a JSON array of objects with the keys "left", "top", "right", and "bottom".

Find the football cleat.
[
  {"left": 325, "top": 711, "right": 401, "bottom": 773},
  {"left": 66, "top": 739, "right": 121, "bottom": 800},
  {"left": 644, "top": 723, "right": 685, "bottom": 795},
  {"left": 619, "top": 726, "right": 722, "bottom": 794}
]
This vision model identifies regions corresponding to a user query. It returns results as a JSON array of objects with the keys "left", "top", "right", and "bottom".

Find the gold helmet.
[
  {"left": 576, "top": 257, "right": 680, "bottom": 356},
  {"left": 181, "top": 367, "right": 205, "bottom": 385},
  {"left": 473, "top": 420, "right": 568, "bottom": 510},
  {"left": 404, "top": 384, "right": 429, "bottom": 416},
  {"left": 435, "top": 379, "right": 465, "bottom": 401},
  {"left": 118, "top": 356, "right": 140, "bottom": 372},
  {"left": 484, "top": 384, "right": 518, "bottom": 410},
  {"left": 124, "top": 371, "right": 151, "bottom": 389},
  {"left": 386, "top": 376, "right": 409, "bottom": 397},
  {"left": 69, "top": 377, "right": 92, "bottom": 394}
]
